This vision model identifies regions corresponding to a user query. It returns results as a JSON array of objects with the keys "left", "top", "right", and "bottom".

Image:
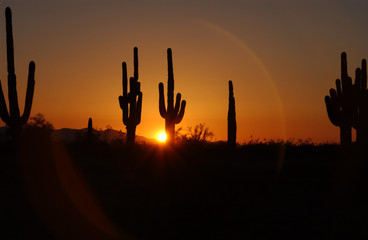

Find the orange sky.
[{"left": 1, "top": 0, "right": 368, "bottom": 143}]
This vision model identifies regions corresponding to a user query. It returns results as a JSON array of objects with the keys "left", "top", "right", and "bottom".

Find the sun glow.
[{"left": 157, "top": 132, "right": 167, "bottom": 143}]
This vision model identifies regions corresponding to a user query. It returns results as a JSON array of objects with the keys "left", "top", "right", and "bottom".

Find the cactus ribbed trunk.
[{"left": 227, "top": 80, "right": 236, "bottom": 148}]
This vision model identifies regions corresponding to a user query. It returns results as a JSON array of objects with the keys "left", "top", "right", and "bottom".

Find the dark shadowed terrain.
[{"left": 1, "top": 129, "right": 368, "bottom": 239}]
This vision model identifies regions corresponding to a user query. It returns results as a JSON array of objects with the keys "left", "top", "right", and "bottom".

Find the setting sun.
[{"left": 157, "top": 132, "right": 167, "bottom": 143}]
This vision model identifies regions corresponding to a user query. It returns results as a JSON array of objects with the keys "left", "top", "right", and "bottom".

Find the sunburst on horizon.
[{"left": 157, "top": 132, "right": 167, "bottom": 143}]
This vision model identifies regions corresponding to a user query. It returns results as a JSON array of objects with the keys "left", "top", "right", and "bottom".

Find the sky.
[{"left": 0, "top": 0, "right": 368, "bottom": 143}]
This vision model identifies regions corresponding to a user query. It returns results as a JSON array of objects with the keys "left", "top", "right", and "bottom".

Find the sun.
[{"left": 157, "top": 132, "right": 167, "bottom": 143}]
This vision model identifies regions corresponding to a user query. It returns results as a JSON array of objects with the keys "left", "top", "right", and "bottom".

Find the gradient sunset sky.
[{"left": 0, "top": 0, "right": 367, "bottom": 143}]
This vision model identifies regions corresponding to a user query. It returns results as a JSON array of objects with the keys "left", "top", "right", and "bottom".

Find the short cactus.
[
  {"left": 325, "top": 52, "right": 359, "bottom": 145},
  {"left": 87, "top": 117, "right": 92, "bottom": 137},
  {"left": 0, "top": 7, "right": 35, "bottom": 140},
  {"left": 227, "top": 80, "right": 236, "bottom": 148},
  {"left": 118, "top": 47, "right": 142, "bottom": 144},
  {"left": 159, "top": 48, "right": 186, "bottom": 144}
]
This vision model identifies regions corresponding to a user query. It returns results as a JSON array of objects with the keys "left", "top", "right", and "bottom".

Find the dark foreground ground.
[{"left": 1, "top": 132, "right": 368, "bottom": 239}]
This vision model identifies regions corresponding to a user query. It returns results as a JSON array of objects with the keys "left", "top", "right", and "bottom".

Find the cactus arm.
[
  {"left": 362, "top": 59, "right": 367, "bottom": 90},
  {"left": 325, "top": 94, "right": 341, "bottom": 126},
  {"left": 159, "top": 82, "right": 167, "bottom": 118},
  {"left": 134, "top": 47, "right": 138, "bottom": 80},
  {"left": 129, "top": 77, "right": 137, "bottom": 116},
  {"left": 354, "top": 68, "right": 361, "bottom": 88},
  {"left": 20, "top": 61, "right": 35, "bottom": 125},
  {"left": 135, "top": 92, "right": 142, "bottom": 125},
  {"left": 129, "top": 76, "right": 135, "bottom": 94},
  {"left": 0, "top": 81, "right": 10, "bottom": 125},
  {"left": 174, "top": 93, "right": 181, "bottom": 114},
  {"left": 122, "top": 62, "right": 127, "bottom": 97},
  {"left": 167, "top": 48, "right": 174, "bottom": 111},
  {"left": 341, "top": 52, "right": 348, "bottom": 80},
  {"left": 336, "top": 79, "right": 342, "bottom": 98},
  {"left": 174, "top": 100, "right": 186, "bottom": 124},
  {"left": 119, "top": 96, "right": 128, "bottom": 126}
]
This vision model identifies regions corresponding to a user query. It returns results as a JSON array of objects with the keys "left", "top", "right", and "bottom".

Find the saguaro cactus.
[
  {"left": 159, "top": 48, "right": 186, "bottom": 144},
  {"left": 325, "top": 52, "right": 359, "bottom": 145},
  {"left": 353, "top": 58, "right": 368, "bottom": 146},
  {"left": 0, "top": 7, "right": 35, "bottom": 139},
  {"left": 118, "top": 47, "right": 142, "bottom": 144},
  {"left": 87, "top": 117, "right": 93, "bottom": 137},
  {"left": 228, "top": 80, "right": 236, "bottom": 147}
]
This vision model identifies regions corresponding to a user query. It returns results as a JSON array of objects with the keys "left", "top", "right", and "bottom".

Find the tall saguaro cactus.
[
  {"left": 0, "top": 7, "right": 35, "bottom": 139},
  {"left": 228, "top": 80, "right": 236, "bottom": 148},
  {"left": 353, "top": 58, "right": 368, "bottom": 146},
  {"left": 325, "top": 52, "right": 359, "bottom": 145},
  {"left": 118, "top": 47, "right": 142, "bottom": 144},
  {"left": 159, "top": 48, "right": 186, "bottom": 144}
]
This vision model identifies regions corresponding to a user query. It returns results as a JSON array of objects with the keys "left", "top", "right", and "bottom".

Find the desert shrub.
[{"left": 176, "top": 123, "right": 214, "bottom": 144}]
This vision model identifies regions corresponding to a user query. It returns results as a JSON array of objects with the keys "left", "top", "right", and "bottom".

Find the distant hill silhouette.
[{"left": 0, "top": 126, "right": 156, "bottom": 144}]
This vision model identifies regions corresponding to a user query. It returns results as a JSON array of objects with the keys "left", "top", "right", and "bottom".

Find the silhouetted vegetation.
[
  {"left": 0, "top": 7, "right": 35, "bottom": 142},
  {"left": 159, "top": 48, "right": 186, "bottom": 144},
  {"left": 176, "top": 123, "right": 214, "bottom": 144},
  {"left": 1, "top": 4, "right": 368, "bottom": 240},
  {"left": 227, "top": 80, "right": 236, "bottom": 148},
  {"left": 87, "top": 117, "right": 93, "bottom": 137},
  {"left": 325, "top": 52, "right": 368, "bottom": 146},
  {"left": 118, "top": 47, "right": 142, "bottom": 144},
  {"left": 2, "top": 132, "right": 368, "bottom": 239}
]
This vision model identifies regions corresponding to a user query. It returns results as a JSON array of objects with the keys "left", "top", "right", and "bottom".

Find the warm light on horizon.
[{"left": 157, "top": 132, "right": 167, "bottom": 143}]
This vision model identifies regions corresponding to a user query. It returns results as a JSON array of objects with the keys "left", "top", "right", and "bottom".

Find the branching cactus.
[
  {"left": 227, "top": 80, "right": 236, "bottom": 148},
  {"left": 118, "top": 47, "right": 142, "bottom": 144},
  {"left": 325, "top": 52, "right": 359, "bottom": 145},
  {"left": 0, "top": 7, "right": 35, "bottom": 139},
  {"left": 159, "top": 48, "right": 186, "bottom": 144},
  {"left": 353, "top": 58, "right": 368, "bottom": 145}
]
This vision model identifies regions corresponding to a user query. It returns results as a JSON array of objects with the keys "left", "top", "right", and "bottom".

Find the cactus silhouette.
[
  {"left": 0, "top": 7, "right": 35, "bottom": 140},
  {"left": 159, "top": 48, "right": 186, "bottom": 144},
  {"left": 228, "top": 80, "right": 236, "bottom": 148},
  {"left": 87, "top": 117, "right": 93, "bottom": 137},
  {"left": 325, "top": 52, "right": 359, "bottom": 145},
  {"left": 118, "top": 47, "right": 142, "bottom": 144},
  {"left": 352, "top": 58, "right": 368, "bottom": 146}
]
